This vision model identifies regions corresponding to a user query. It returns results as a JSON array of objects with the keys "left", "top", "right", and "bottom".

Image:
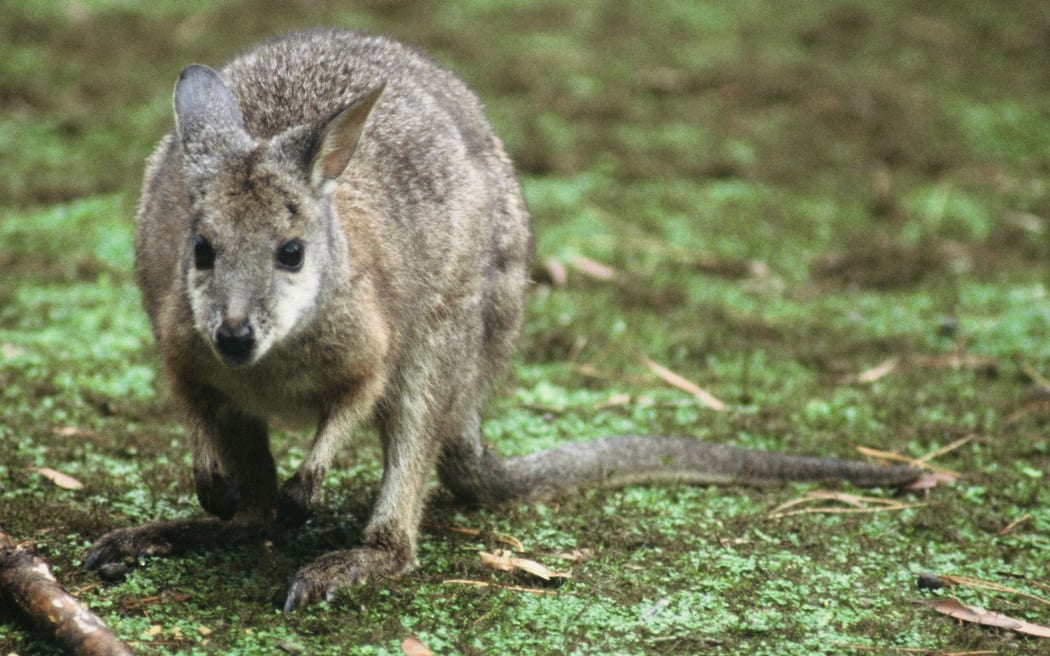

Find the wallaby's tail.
[{"left": 440, "top": 437, "right": 921, "bottom": 504}]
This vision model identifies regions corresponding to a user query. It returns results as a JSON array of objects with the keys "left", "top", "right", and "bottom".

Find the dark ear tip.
[{"left": 178, "top": 64, "right": 220, "bottom": 86}]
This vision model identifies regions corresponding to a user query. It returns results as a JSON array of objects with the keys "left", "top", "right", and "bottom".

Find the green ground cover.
[{"left": 2, "top": 1, "right": 1048, "bottom": 654}]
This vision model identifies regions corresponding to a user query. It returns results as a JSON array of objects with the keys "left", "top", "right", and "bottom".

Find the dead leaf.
[
  {"left": 1, "top": 343, "right": 26, "bottom": 358},
  {"left": 920, "top": 598, "right": 1050, "bottom": 638},
  {"left": 479, "top": 550, "right": 570, "bottom": 580},
  {"left": 594, "top": 392, "right": 632, "bottom": 409},
  {"left": 852, "top": 357, "right": 900, "bottom": 384},
  {"left": 551, "top": 548, "right": 593, "bottom": 563},
  {"left": 901, "top": 472, "right": 956, "bottom": 491},
  {"left": 401, "top": 637, "right": 433, "bottom": 656},
  {"left": 28, "top": 467, "right": 84, "bottom": 490},
  {"left": 276, "top": 639, "right": 306, "bottom": 654},
  {"left": 568, "top": 254, "right": 618, "bottom": 282},
  {"left": 639, "top": 355, "right": 726, "bottom": 411},
  {"left": 542, "top": 257, "right": 568, "bottom": 288}
]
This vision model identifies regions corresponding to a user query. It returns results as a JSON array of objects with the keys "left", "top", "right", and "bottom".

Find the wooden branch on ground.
[{"left": 0, "top": 525, "right": 133, "bottom": 656}]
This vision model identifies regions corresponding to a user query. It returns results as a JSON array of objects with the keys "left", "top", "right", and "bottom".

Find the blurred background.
[{"left": 2, "top": 2, "right": 1049, "bottom": 654}]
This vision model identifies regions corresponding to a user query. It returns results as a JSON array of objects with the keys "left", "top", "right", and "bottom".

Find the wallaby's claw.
[
  {"left": 83, "top": 526, "right": 173, "bottom": 571},
  {"left": 282, "top": 576, "right": 329, "bottom": 612},
  {"left": 84, "top": 516, "right": 270, "bottom": 581},
  {"left": 281, "top": 547, "right": 409, "bottom": 611},
  {"left": 276, "top": 473, "right": 318, "bottom": 528}
]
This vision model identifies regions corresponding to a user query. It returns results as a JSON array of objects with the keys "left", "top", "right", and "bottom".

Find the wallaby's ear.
[
  {"left": 174, "top": 65, "right": 245, "bottom": 152},
  {"left": 310, "top": 83, "right": 385, "bottom": 191}
]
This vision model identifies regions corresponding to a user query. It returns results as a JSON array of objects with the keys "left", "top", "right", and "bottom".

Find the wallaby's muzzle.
[{"left": 215, "top": 319, "right": 255, "bottom": 367}]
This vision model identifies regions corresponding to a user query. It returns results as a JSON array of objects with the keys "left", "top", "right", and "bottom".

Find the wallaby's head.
[{"left": 172, "top": 65, "right": 383, "bottom": 367}]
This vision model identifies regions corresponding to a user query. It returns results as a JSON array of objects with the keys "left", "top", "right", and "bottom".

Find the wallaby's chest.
[{"left": 179, "top": 329, "right": 385, "bottom": 427}]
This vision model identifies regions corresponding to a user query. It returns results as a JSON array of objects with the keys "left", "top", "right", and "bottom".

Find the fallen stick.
[{"left": 0, "top": 525, "right": 133, "bottom": 656}]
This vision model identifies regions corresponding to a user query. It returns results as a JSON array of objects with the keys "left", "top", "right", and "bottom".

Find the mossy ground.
[{"left": 2, "top": 1, "right": 1049, "bottom": 654}]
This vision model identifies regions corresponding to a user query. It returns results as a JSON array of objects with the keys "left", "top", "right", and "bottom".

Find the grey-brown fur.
[{"left": 84, "top": 29, "right": 919, "bottom": 610}]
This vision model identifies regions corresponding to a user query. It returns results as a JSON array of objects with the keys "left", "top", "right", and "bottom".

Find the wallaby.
[{"left": 84, "top": 28, "right": 920, "bottom": 610}]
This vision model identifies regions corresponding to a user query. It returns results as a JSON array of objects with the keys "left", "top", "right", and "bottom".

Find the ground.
[{"left": 1, "top": 1, "right": 1049, "bottom": 654}]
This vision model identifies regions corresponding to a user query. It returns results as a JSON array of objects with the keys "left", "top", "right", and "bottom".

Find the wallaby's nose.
[{"left": 215, "top": 320, "right": 255, "bottom": 366}]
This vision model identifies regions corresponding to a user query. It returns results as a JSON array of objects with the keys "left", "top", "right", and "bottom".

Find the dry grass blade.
[
  {"left": 997, "top": 513, "right": 1031, "bottom": 536},
  {"left": 448, "top": 526, "right": 481, "bottom": 537},
  {"left": 914, "top": 434, "right": 975, "bottom": 465},
  {"left": 550, "top": 549, "right": 592, "bottom": 563},
  {"left": 769, "top": 503, "right": 928, "bottom": 519},
  {"left": 639, "top": 355, "right": 726, "bottom": 411},
  {"left": 573, "top": 363, "right": 651, "bottom": 385},
  {"left": 841, "top": 355, "right": 998, "bottom": 385},
  {"left": 853, "top": 446, "right": 960, "bottom": 477},
  {"left": 446, "top": 527, "right": 524, "bottom": 551},
  {"left": 769, "top": 490, "right": 903, "bottom": 514},
  {"left": 933, "top": 573, "right": 1050, "bottom": 607},
  {"left": 442, "top": 579, "right": 557, "bottom": 596},
  {"left": 910, "top": 354, "right": 999, "bottom": 373},
  {"left": 1019, "top": 361, "right": 1050, "bottom": 387},
  {"left": 836, "top": 644, "right": 995, "bottom": 655},
  {"left": 768, "top": 490, "right": 928, "bottom": 519},
  {"left": 1019, "top": 361, "right": 1050, "bottom": 392}
]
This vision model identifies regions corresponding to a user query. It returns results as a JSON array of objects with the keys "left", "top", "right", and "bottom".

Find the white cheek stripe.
[
  {"left": 188, "top": 279, "right": 215, "bottom": 338},
  {"left": 273, "top": 262, "right": 321, "bottom": 341}
]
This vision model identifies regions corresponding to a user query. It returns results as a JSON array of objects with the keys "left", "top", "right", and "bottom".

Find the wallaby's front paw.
[
  {"left": 83, "top": 525, "right": 174, "bottom": 571},
  {"left": 282, "top": 547, "right": 412, "bottom": 611},
  {"left": 276, "top": 471, "right": 322, "bottom": 527},
  {"left": 194, "top": 467, "right": 240, "bottom": 520}
]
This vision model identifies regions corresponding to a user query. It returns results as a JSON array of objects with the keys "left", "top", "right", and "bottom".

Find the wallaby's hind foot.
[
  {"left": 282, "top": 545, "right": 413, "bottom": 611},
  {"left": 83, "top": 516, "right": 269, "bottom": 572}
]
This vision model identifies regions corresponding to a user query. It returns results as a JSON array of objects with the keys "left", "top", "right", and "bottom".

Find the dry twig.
[{"left": 0, "top": 526, "right": 133, "bottom": 656}]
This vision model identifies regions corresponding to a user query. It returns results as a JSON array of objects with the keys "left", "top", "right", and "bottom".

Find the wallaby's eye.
[
  {"left": 193, "top": 236, "right": 215, "bottom": 270},
  {"left": 276, "top": 239, "right": 304, "bottom": 271}
]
